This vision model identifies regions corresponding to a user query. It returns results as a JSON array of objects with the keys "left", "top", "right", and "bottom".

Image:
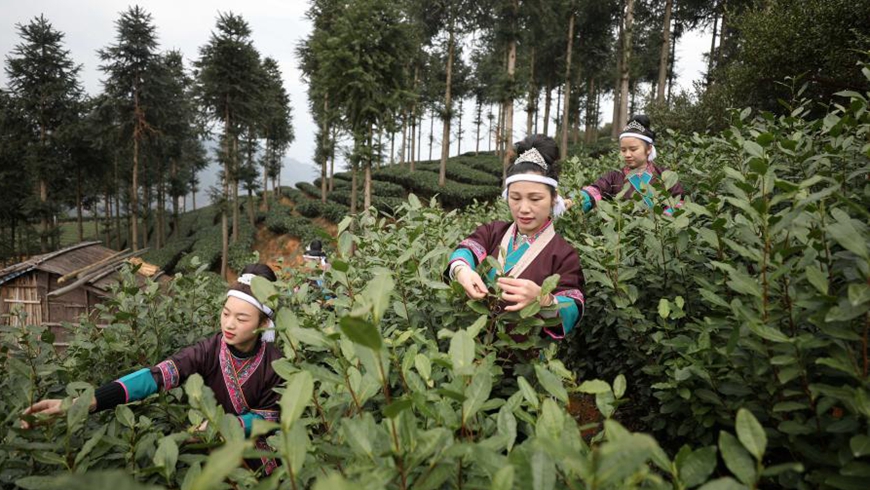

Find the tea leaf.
[
  {"left": 449, "top": 330, "right": 475, "bottom": 376},
  {"left": 189, "top": 441, "right": 246, "bottom": 490},
  {"left": 736, "top": 408, "right": 767, "bottom": 460},
  {"left": 719, "top": 431, "right": 757, "bottom": 485},
  {"left": 280, "top": 371, "right": 314, "bottom": 430},
  {"left": 535, "top": 365, "right": 568, "bottom": 403},
  {"left": 339, "top": 316, "right": 382, "bottom": 351}
]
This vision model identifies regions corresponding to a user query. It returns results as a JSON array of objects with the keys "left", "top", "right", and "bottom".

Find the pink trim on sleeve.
[
  {"left": 458, "top": 239, "right": 487, "bottom": 263},
  {"left": 543, "top": 326, "right": 566, "bottom": 340},
  {"left": 116, "top": 381, "right": 130, "bottom": 403},
  {"left": 581, "top": 186, "right": 602, "bottom": 202}
]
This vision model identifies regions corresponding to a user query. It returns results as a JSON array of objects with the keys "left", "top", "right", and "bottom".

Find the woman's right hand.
[
  {"left": 20, "top": 399, "right": 64, "bottom": 429},
  {"left": 456, "top": 266, "right": 488, "bottom": 300}
]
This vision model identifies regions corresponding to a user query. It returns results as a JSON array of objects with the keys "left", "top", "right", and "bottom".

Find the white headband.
[
  {"left": 619, "top": 133, "right": 657, "bottom": 162},
  {"left": 504, "top": 174, "right": 558, "bottom": 189},
  {"left": 226, "top": 289, "right": 276, "bottom": 342},
  {"left": 501, "top": 174, "right": 567, "bottom": 218},
  {"left": 303, "top": 255, "right": 327, "bottom": 265}
]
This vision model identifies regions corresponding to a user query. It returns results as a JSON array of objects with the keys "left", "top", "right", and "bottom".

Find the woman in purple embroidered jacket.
[
  {"left": 569, "top": 115, "right": 685, "bottom": 215},
  {"left": 21, "top": 264, "right": 284, "bottom": 474},
  {"left": 447, "top": 135, "right": 585, "bottom": 339}
]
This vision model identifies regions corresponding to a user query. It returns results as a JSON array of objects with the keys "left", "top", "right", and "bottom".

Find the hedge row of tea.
[{"left": 3, "top": 83, "right": 870, "bottom": 489}]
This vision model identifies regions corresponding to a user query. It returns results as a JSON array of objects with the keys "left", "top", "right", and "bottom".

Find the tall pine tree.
[{"left": 5, "top": 15, "right": 83, "bottom": 252}]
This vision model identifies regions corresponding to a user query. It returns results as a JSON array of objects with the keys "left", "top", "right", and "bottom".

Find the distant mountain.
[{"left": 194, "top": 153, "right": 319, "bottom": 206}]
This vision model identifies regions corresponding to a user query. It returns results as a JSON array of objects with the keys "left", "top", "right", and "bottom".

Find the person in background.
[{"left": 567, "top": 115, "right": 684, "bottom": 215}]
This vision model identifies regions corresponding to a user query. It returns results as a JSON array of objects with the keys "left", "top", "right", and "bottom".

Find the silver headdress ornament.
[
  {"left": 237, "top": 273, "right": 256, "bottom": 285},
  {"left": 623, "top": 120, "right": 647, "bottom": 133},
  {"left": 514, "top": 148, "right": 548, "bottom": 171}
]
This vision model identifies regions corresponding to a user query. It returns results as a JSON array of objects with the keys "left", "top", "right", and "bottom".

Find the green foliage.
[
  {"left": 559, "top": 77, "right": 870, "bottom": 488},
  {"left": 373, "top": 165, "right": 499, "bottom": 208},
  {"left": 4, "top": 71, "right": 870, "bottom": 489},
  {"left": 295, "top": 199, "right": 350, "bottom": 223}
]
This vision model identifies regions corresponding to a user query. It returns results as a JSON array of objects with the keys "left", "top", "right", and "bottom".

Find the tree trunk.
[
  {"left": 231, "top": 136, "right": 240, "bottom": 245},
  {"left": 656, "top": 0, "right": 674, "bottom": 104},
  {"left": 104, "top": 190, "right": 112, "bottom": 247},
  {"left": 618, "top": 0, "right": 635, "bottom": 132},
  {"left": 585, "top": 78, "right": 596, "bottom": 143},
  {"left": 410, "top": 65, "right": 419, "bottom": 170},
  {"left": 390, "top": 128, "right": 396, "bottom": 165},
  {"left": 400, "top": 109, "right": 407, "bottom": 167},
  {"left": 439, "top": 26, "right": 455, "bottom": 187},
  {"left": 329, "top": 126, "right": 337, "bottom": 192},
  {"left": 560, "top": 13, "right": 576, "bottom": 160},
  {"left": 76, "top": 167, "right": 83, "bottom": 242},
  {"left": 262, "top": 137, "right": 271, "bottom": 211},
  {"left": 475, "top": 99, "right": 482, "bottom": 154},
  {"left": 221, "top": 106, "right": 231, "bottom": 280},
  {"left": 365, "top": 125, "right": 373, "bottom": 209},
  {"left": 668, "top": 28, "right": 677, "bottom": 104},
  {"left": 157, "top": 161, "right": 165, "bottom": 249},
  {"left": 115, "top": 153, "right": 124, "bottom": 250},
  {"left": 503, "top": 17, "right": 517, "bottom": 174},
  {"left": 131, "top": 137, "right": 139, "bottom": 252},
  {"left": 487, "top": 105, "right": 493, "bottom": 152},
  {"left": 456, "top": 97, "right": 463, "bottom": 155},
  {"left": 143, "top": 171, "right": 150, "bottom": 249},
  {"left": 37, "top": 176, "right": 48, "bottom": 252},
  {"left": 526, "top": 47, "right": 536, "bottom": 136},
  {"left": 321, "top": 96, "right": 329, "bottom": 203},
  {"left": 611, "top": 5, "right": 624, "bottom": 138},
  {"left": 496, "top": 101, "right": 504, "bottom": 162},
  {"left": 718, "top": 0, "right": 728, "bottom": 67},
  {"left": 350, "top": 151, "right": 358, "bottom": 215},
  {"left": 170, "top": 158, "right": 179, "bottom": 237},
  {"left": 708, "top": 4, "right": 719, "bottom": 85},
  {"left": 543, "top": 81, "right": 552, "bottom": 136},
  {"left": 417, "top": 112, "right": 423, "bottom": 162},
  {"left": 377, "top": 126, "right": 383, "bottom": 168},
  {"left": 429, "top": 112, "right": 435, "bottom": 161},
  {"left": 93, "top": 202, "right": 99, "bottom": 239},
  {"left": 247, "top": 188, "right": 255, "bottom": 226}
]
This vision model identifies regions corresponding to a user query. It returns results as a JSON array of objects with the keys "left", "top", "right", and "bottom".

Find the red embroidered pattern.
[
  {"left": 218, "top": 340, "right": 279, "bottom": 475},
  {"left": 459, "top": 238, "right": 487, "bottom": 263},
  {"left": 251, "top": 408, "right": 280, "bottom": 422},
  {"left": 218, "top": 340, "right": 264, "bottom": 414},
  {"left": 156, "top": 360, "right": 180, "bottom": 390}
]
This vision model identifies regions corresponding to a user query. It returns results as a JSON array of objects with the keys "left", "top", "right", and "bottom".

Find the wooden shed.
[{"left": 0, "top": 241, "right": 161, "bottom": 347}]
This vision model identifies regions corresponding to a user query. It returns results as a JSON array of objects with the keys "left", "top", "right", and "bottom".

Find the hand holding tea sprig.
[
  {"left": 20, "top": 397, "right": 96, "bottom": 429},
  {"left": 455, "top": 265, "right": 488, "bottom": 300},
  {"left": 497, "top": 277, "right": 555, "bottom": 311}
]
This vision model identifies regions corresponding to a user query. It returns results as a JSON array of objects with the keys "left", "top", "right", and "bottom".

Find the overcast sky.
[{"left": 1, "top": 0, "right": 712, "bottom": 200}]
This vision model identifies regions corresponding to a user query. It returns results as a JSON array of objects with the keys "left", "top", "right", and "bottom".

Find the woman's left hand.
[{"left": 498, "top": 277, "right": 545, "bottom": 311}]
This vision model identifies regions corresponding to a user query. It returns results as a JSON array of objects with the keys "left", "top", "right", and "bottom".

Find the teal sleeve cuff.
[
  {"left": 580, "top": 191, "right": 594, "bottom": 213},
  {"left": 556, "top": 296, "right": 580, "bottom": 335},
  {"left": 238, "top": 412, "right": 264, "bottom": 438},
  {"left": 116, "top": 368, "right": 159, "bottom": 403},
  {"left": 449, "top": 248, "right": 475, "bottom": 268}
]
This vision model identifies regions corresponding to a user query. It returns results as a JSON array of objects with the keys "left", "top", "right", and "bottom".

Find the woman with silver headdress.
[
  {"left": 569, "top": 115, "right": 685, "bottom": 214},
  {"left": 21, "top": 264, "right": 284, "bottom": 475},
  {"left": 446, "top": 135, "right": 585, "bottom": 340}
]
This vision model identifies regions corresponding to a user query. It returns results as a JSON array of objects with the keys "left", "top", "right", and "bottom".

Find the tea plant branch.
[
  {"left": 343, "top": 370, "right": 363, "bottom": 414},
  {"left": 311, "top": 390, "right": 331, "bottom": 433}
]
